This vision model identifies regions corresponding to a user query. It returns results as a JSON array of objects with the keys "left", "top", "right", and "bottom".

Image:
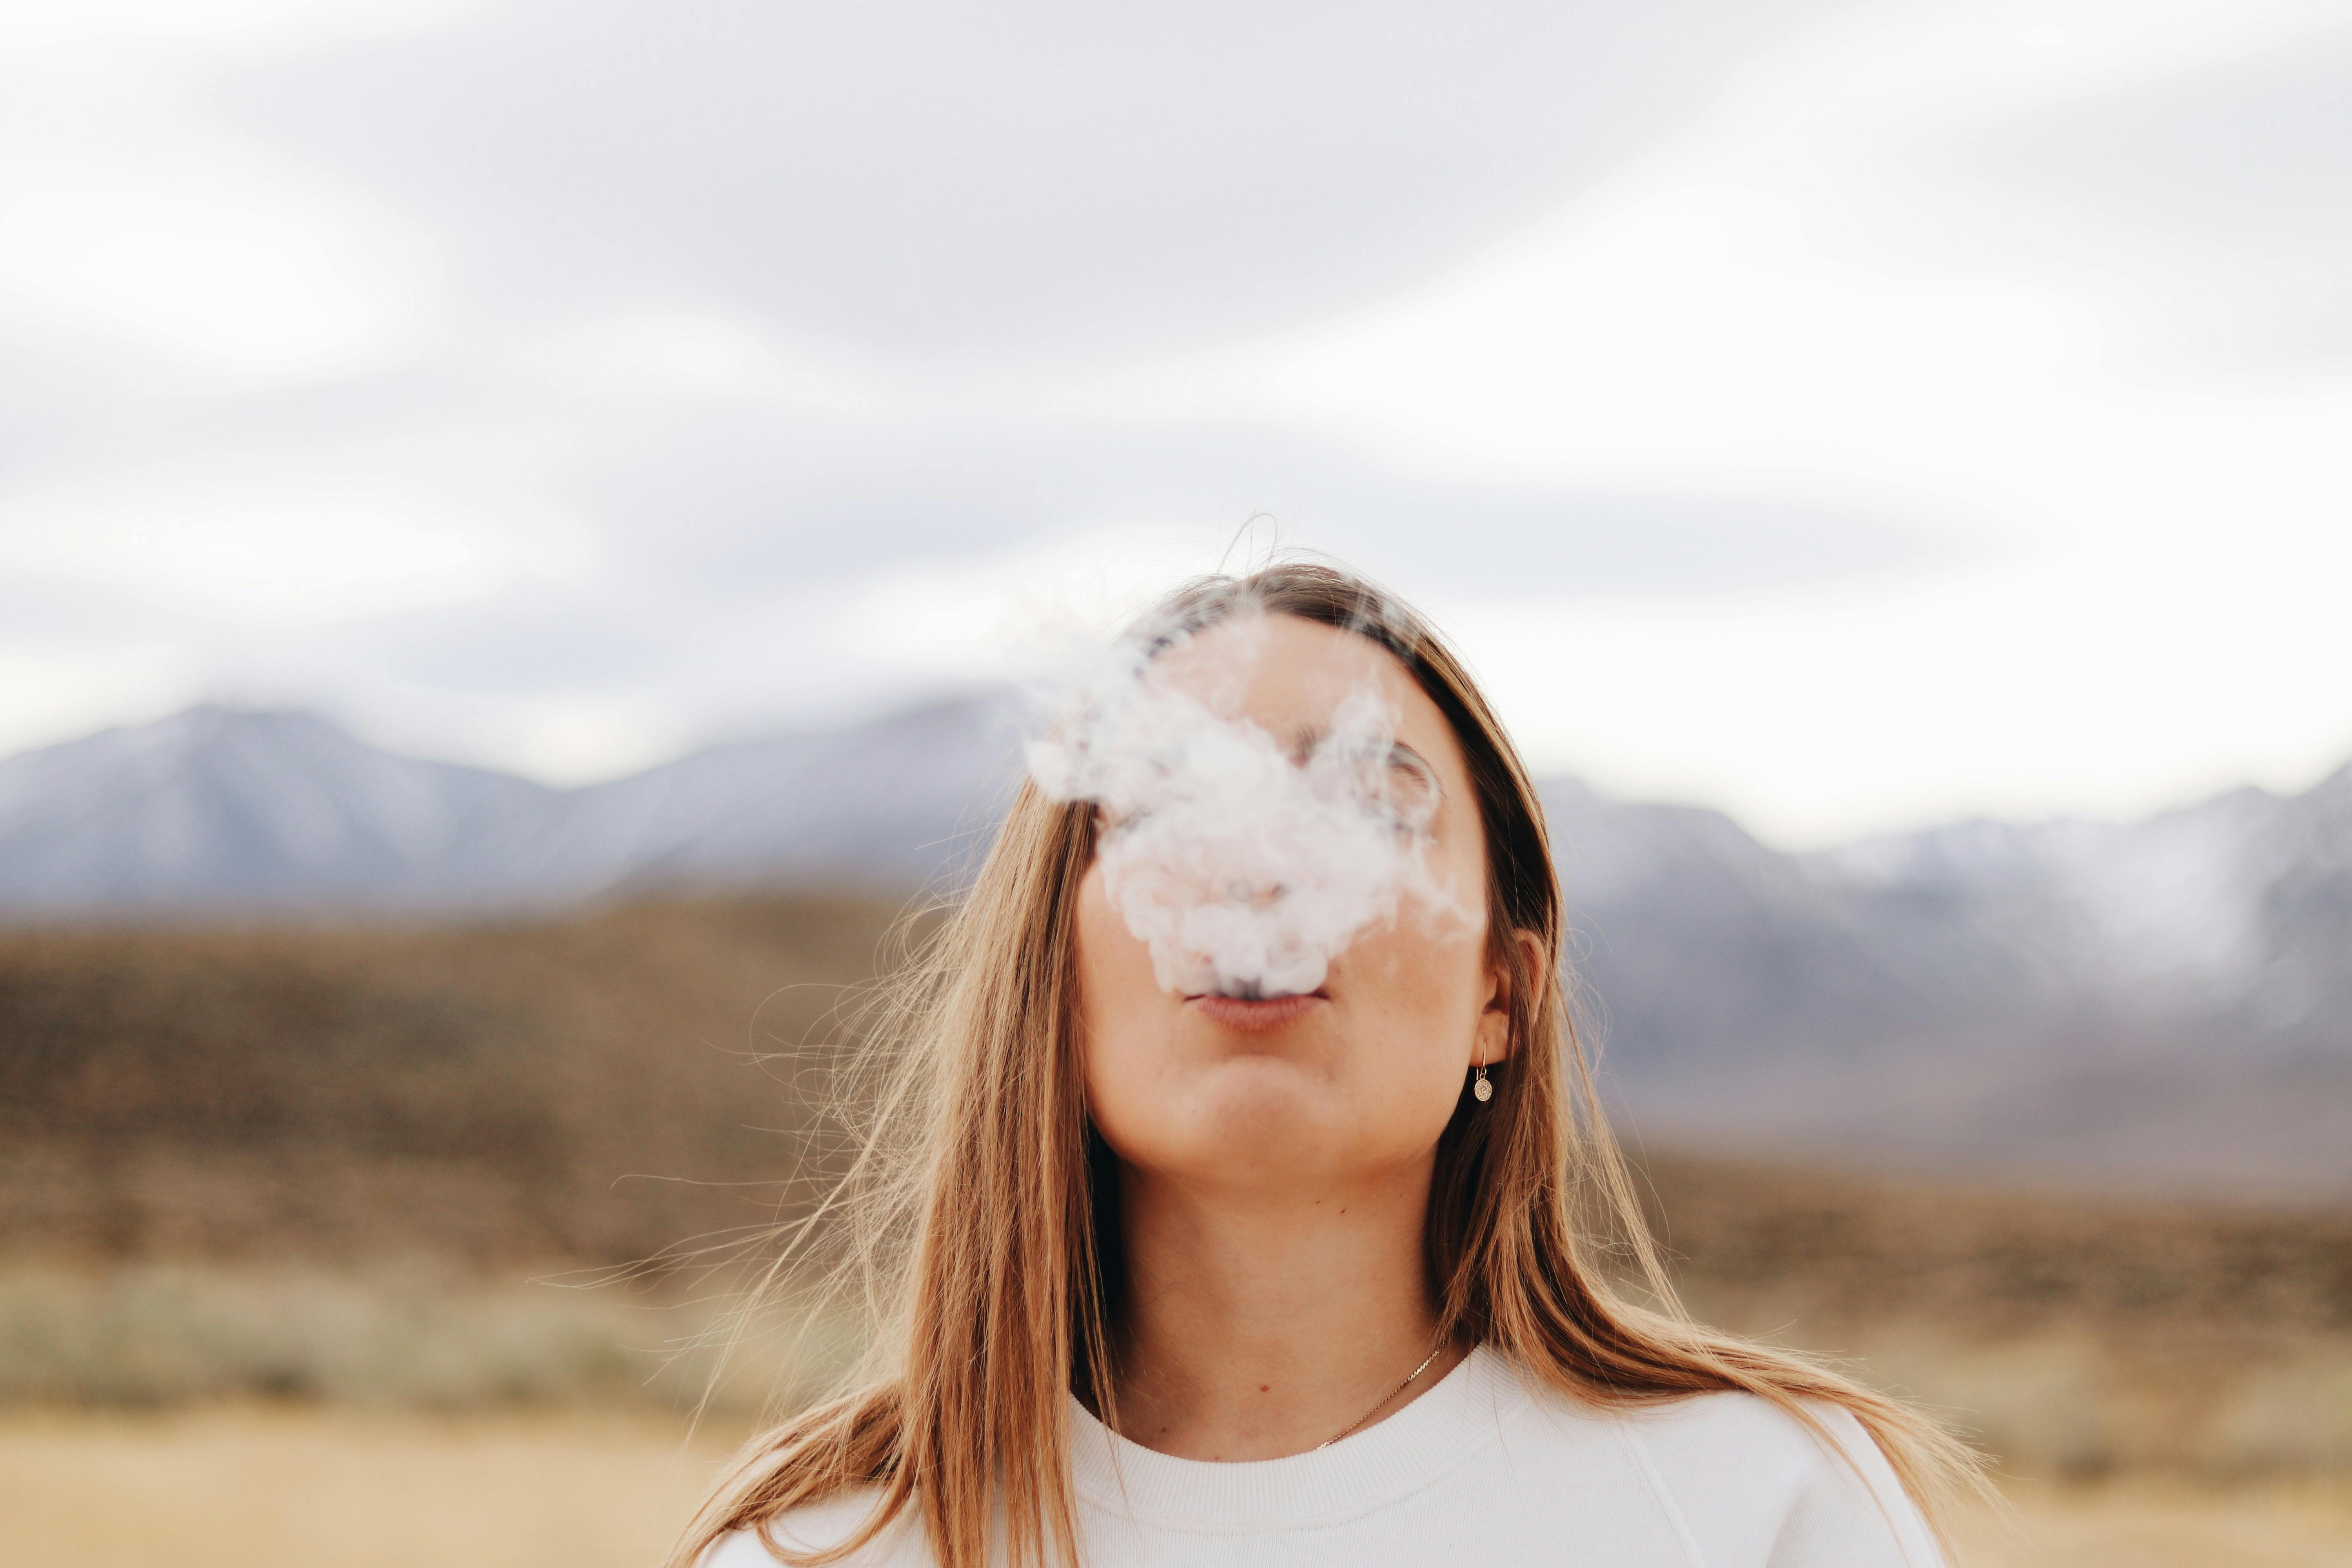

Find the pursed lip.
[{"left": 1184, "top": 989, "right": 1328, "bottom": 1033}]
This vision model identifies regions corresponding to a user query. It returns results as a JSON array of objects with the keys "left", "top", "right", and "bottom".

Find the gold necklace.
[{"left": 1312, "top": 1339, "right": 1449, "bottom": 1451}]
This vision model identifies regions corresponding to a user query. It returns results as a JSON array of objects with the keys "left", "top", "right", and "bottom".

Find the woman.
[{"left": 678, "top": 563, "right": 1982, "bottom": 1567}]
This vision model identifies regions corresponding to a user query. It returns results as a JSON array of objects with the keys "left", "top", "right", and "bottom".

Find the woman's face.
[{"left": 1074, "top": 613, "right": 1508, "bottom": 1193}]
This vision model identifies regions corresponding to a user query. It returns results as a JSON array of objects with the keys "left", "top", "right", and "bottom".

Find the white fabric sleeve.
[
  {"left": 1622, "top": 1391, "right": 1947, "bottom": 1568},
  {"left": 1764, "top": 1405, "right": 1945, "bottom": 1568},
  {"left": 696, "top": 1488, "right": 925, "bottom": 1568}
]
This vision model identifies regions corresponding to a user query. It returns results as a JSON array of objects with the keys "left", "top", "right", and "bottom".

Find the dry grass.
[
  {"left": 1951, "top": 1477, "right": 2352, "bottom": 1568},
  {"left": 1640, "top": 1157, "right": 2352, "bottom": 1479},
  {"left": 0, "top": 1261, "right": 859, "bottom": 1414},
  {"left": 3, "top": 893, "right": 2348, "bottom": 1547},
  {"left": 0, "top": 1407, "right": 746, "bottom": 1568},
  {"left": 3, "top": 1408, "right": 2348, "bottom": 1568},
  {"left": 0, "top": 896, "right": 908, "bottom": 1265}
]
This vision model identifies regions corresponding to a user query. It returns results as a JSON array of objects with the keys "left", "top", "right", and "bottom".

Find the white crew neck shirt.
[{"left": 705, "top": 1347, "right": 1944, "bottom": 1567}]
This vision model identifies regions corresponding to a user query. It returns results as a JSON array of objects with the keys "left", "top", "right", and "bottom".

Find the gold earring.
[{"left": 1472, "top": 1063, "right": 1492, "bottom": 1102}]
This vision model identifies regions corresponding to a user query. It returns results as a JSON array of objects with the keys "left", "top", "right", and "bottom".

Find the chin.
[{"left": 1164, "top": 1060, "right": 1345, "bottom": 1169}]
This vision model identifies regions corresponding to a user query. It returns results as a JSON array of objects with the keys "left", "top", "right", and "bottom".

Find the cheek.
[
  {"left": 1375, "top": 809, "right": 1491, "bottom": 1020},
  {"left": 1421, "top": 802, "right": 1490, "bottom": 927},
  {"left": 1347, "top": 909, "right": 1490, "bottom": 1041},
  {"left": 1348, "top": 790, "right": 1495, "bottom": 1074},
  {"left": 1074, "top": 864, "right": 1171, "bottom": 1100},
  {"left": 1075, "top": 862, "right": 1158, "bottom": 1010},
  {"left": 1317, "top": 917, "right": 1491, "bottom": 1161}
]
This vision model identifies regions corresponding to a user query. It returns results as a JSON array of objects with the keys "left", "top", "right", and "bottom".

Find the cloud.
[
  {"left": 214, "top": 0, "right": 1871, "bottom": 365},
  {"left": 0, "top": 0, "right": 476, "bottom": 52},
  {"left": 1926, "top": 18, "right": 2352, "bottom": 370},
  {"left": 3, "top": 0, "right": 2343, "bottom": 837},
  {"left": 0, "top": 400, "right": 1950, "bottom": 781},
  {"left": 375, "top": 598, "right": 664, "bottom": 691},
  {"left": 540, "top": 408, "right": 1956, "bottom": 600},
  {"left": 0, "top": 428, "right": 595, "bottom": 624},
  {"left": 0, "top": 181, "right": 427, "bottom": 378}
]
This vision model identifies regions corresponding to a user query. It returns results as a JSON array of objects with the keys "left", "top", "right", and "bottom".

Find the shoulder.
[
  {"left": 1609, "top": 1390, "right": 1944, "bottom": 1568},
  {"left": 697, "top": 1489, "right": 925, "bottom": 1568}
]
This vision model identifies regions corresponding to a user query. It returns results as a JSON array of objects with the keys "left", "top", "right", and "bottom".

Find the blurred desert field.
[
  {"left": 4, "top": 897, "right": 2348, "bottom": 1564},
  {"left": 1, "top": 1408, "right": 2349, "bottom": 1568}
]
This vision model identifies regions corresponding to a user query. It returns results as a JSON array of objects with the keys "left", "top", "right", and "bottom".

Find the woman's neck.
[{"left": 1103, "top": 1156, "right": 1465, "bottom": 1461}]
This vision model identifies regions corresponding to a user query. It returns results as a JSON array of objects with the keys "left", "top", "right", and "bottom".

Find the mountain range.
[
  {"left": 3, "top": 699, "right": 2345, "bottom": 1200},
  {"left": 0, "top": 700, "right": 1018, "bottom": 911}
]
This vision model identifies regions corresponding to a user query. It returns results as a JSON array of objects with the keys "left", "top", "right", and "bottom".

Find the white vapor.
[{"left": 1027, "top": 604, "right": 1458, "bottom": 1000}]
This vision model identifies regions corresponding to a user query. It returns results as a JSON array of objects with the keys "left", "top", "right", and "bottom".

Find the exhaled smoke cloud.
[{"left": 1027, "top": 603, "right": 1458, "bottom": 999}]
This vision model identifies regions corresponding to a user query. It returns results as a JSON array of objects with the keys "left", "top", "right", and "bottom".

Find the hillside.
[
  {"left": 0, "top": 897, "right": 906, "bottom": 1265},
  {"left": 3, "top": 896, "right": 2345, "bottom": 1476}
]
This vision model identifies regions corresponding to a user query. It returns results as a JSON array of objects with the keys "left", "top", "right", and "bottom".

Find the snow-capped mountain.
[
  {"left": 548, "top": 691, "right": 1026, "bottom": 895},
  {"left": 0, "top": 706, "right": 562, "bottom": 910},
  {"left": 1809, "top": 765, "right": 2352, "bottom": 1046},
  {"left": 0, "top": 697, "right": 1029, "bottom": 915}
]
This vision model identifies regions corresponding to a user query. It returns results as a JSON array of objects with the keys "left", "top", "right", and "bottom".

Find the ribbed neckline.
[{"left": 1066, "top": 1346, "right": 1528, "bottom": 1530}]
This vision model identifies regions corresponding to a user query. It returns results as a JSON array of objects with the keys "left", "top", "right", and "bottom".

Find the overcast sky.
[{"left": 2, "top": 0, "right": 2347, "bottom": 846}]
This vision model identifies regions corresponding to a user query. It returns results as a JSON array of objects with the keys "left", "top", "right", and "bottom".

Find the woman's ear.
[{"left": 1475, "top": 929, "right": 1548, "bottom": 1067}]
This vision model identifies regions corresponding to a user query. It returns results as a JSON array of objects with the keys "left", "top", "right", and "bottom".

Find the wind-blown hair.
[{"left": 669, "top": 561, "right": 1985, "bottom": 1568}]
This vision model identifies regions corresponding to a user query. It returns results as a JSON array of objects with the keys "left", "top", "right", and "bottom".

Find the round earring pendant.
[{"left": 1473, "top": 1073, "right": 1493, "bottom": 1103}]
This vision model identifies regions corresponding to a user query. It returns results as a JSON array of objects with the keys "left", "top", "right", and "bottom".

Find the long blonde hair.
[{"left": 671, "top": 562, "right": 1985, "bottom": 1568}]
